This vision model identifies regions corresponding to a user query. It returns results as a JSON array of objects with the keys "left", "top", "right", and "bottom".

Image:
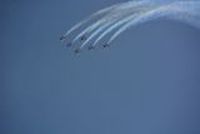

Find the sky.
[{"left": 1, "top": 0, "right": 200, "bottom": 134}]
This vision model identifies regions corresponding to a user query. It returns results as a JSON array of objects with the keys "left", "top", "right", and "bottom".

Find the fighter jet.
[
  {"left": 59, "top": 36, "right": 65, "bottom": 41},
  {"left": 80, "top": 35, "right": 87, "bottom": 41},
  {"left": 102, "top": 43, "right": 110, "bottom": 48},
  {"left": 74, "top": 48, "right": 81, "bottom": 54}
]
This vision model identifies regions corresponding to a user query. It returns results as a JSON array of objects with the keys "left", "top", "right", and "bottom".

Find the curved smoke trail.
[
  {"left": 60, "top": 0, "right": 140, "bottom": 41},
  {"left": 79, "top": 1, "right": 156, "bottom": 49},
  {"left": 107, "top": 1, "right": 200, "bottom": 44},
  {"left": 61, "top": 0, "right": 200, "bottom": 53}
]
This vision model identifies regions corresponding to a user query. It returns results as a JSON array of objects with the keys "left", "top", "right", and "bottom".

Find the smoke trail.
[
  {"left": 71, "top": 0, "right": 150, "bottom": 48},
  {"left": 71, "top": 19, "right": 107, "bottom": 44},
  {"left": 60, "top": 0, "right": 141, "bottom": 41},
  {"left": 78, "top": 20, "right": 117, "bottom": 49},
  {"left": 92, "top": 4, "right": 161, "bottom": 47},
  {"left": 60, "top": 2, "right": 120, "bottom": 41},
  {"left": 107, "top": 1, "right": 200, "bottom": 44},
  {"left": 72, "top": 9, "right": 129, "bottom": 45},
  {"left": 61, "top": 0, "right": 200, "bottom": 53},
  {"left": 81, "top": 1, "right": 159, "bottom": 49}
]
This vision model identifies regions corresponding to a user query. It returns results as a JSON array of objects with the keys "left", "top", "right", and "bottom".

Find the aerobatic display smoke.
[{"left": 60, "top": 0, "right": 200, "bottom": 53}]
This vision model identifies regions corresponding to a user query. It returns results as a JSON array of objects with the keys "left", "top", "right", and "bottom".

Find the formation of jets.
[{"left": 60, "top": 35, "right": 110, "bottom": 55}]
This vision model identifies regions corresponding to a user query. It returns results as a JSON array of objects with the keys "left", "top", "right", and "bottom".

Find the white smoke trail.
[
  {"left": 78, "top": 20, "right": 117, "bottom": 49},
  {"left": 72, "top": 9, "right": 130, "bottom": 44},
  {"left": 92, "top": 4, "right": 161, "bottom": 47},
  {"left": 79, "top": 1, "right": 159, "bottom": 49},
  {"left": 107, "top": 1, "right": 200, "bottom": 44},
  {"left": 71, "top": 0, "right": 149, "bottom": 47},
  {"left": 60, "top": 0, "right": 141, "bottom": 41},
  {"left": 61, "top": 0, "right": 200, "bottom": 53},
  {"left": 71, "top": 19, "right": 108, "bottom": 44},
  {"left": 60, "top": 2, "right": 120, "bottom": 41}
]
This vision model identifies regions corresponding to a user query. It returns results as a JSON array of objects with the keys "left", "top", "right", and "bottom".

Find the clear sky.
[{"left": 1, "top": 0, "right": 200, "bottom": 134}]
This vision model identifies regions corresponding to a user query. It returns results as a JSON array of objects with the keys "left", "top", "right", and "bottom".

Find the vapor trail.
[
  {"left": 92, "top": 4, "right": 160, "bottom": 47},
  {"left": 78, "top": 1, "right": 157, "bottom": 48},
  {"left": 60, "top": 2, "right": 120, "bottom": 41},
  {"left": 72, "top": 0, "right": 148, "bottom": 47},
  {"left": 61, "top": 0, "right": 200, "bottom": 53},
  {"left": 108, "top": 1, "right": 200, "bottom": 44},
  {"left": 60, "top": 0, "right": 141, "bottom": 41}
]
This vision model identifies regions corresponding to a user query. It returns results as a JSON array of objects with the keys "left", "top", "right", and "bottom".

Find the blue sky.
[{"left": 1, "top": 0, "right": 200, "bottom": 134}]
